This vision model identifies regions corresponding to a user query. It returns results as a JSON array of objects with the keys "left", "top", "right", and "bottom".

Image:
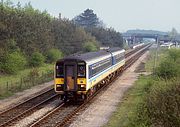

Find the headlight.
[
  {"left": 56, "top": 84, "right": 62, "bottom": 87},
  {"left": 81, "top": 85, "right": 85, "bottom": 88}
]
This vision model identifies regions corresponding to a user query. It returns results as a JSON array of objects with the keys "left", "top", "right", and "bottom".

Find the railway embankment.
[{"left": 106, "top": 48, "right": 180, "bottom": 127}]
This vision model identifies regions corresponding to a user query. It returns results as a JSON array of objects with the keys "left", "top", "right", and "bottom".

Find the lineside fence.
[{"left": 0, "top": 70, "right": 53, "bottom": 98}]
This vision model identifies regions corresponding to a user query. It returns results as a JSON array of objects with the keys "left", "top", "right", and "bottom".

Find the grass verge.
[
  {"left": 105, "top": 75, "right": 152, "bottom": 127},
  {"left": 0, "top": 64, "right": 54, "bottom": 99},
  {"left": 0, "top": 64, "right": 53, "bottom": 85}
]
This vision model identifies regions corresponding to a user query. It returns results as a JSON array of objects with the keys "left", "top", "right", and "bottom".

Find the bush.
[
  {"left": 168, "top": 49, "right": 180, "bottom": 62},
  {"left": 46, "top": 49, "right": 63, "bottom": 63},
  {"left": 83, "top": 42, "right": 98, "bottom": 52},
  {"left": 146, "top": 80, "right": 180, "bottom": 127},
  {"left": 2, "top": 51, "right": 27, "bottom": 74},
  {"left": 127, "top": 49, "right": 180, "bottom": 127},
  {"left": 133, "top": 78, "right": 180, "bottom": 127},
  {"left": 29, "top": 68, "right": 39, "bottom": 78},
  {"left": 29, "top": 52, "right": 45, "bottom": 67},
  {"left": 156, "top": 59, "right": 179, "bottom": 79}
]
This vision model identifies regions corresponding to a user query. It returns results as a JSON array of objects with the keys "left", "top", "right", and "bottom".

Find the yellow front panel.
[
  {"left": 77, "top": 78, "right": 86, "bottom": 84},
  {"left": 55, "top": 78, "right": 64, "bottom": 84}
]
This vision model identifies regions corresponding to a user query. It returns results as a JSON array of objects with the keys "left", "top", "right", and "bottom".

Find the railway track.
[
  {"left": 0, "top": 44, "right": 151, "bottom": 127},
  {"left": 29, "top": 75, "right": 116, "bottom": 127},
  {"left": 0, "top": 88, "right": 56, "bottom": 127},
  {"left": 30, "top": 102, "right": 79, "bottom": 127},
  {"left": 28, "top": 43, "right": 152, "bottom": 127},
  {"left": 125, "top": 43, "right": 149, "bottom": 58}
]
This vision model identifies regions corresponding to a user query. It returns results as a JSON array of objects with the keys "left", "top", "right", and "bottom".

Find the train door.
[{"left": 65, "top": 64, "right": 76, "bottom": 91}]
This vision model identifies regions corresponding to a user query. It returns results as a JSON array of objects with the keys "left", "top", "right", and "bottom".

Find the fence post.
[
  {"left": 42, "top": 72, "right": 44, "bottom": 83},
  {"left": 11, "top": 80, "right": 13, "bottom": 91},
  {"left": 6, "top": 81, "right": 9, "bottom": 91},
  {"left": 20, "top": 77, "right": 22, "bottom": 90}
]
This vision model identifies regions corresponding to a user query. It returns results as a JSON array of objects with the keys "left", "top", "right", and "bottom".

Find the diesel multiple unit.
[{"left": 55, "top": 48, "right": 125, "bottom": 101}]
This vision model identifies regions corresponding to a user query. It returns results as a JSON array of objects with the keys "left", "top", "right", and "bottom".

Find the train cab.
[{"left": 55, "top": 58, "right": 87, "bottom": 100}]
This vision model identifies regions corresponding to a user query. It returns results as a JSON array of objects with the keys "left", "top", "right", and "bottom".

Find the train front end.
[{"left": 55, "top": 59, "right": 87, "bottom": 101}]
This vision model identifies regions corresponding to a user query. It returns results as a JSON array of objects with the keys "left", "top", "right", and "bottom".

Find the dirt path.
[
  {"left": 0, "top": 81, "right": 53, "bottom": 113},
  {"left": 70, "top": 51, "right": 150, "bottom": 127}
]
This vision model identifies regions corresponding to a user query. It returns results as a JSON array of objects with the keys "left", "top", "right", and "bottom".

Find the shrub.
[
  {"left": 29, "top": 68, "right": 39, "bottom": 78},
  {"left": 146, "top": 80, "right": 180, "bottom": 127},
  {"left": 156, "top": 59, "right": 179, "bottom": 79},
  {"left": 168, "top": 49, "right": 180, "bottom": 62},
  {"left": 83, "top": 42, "right": 98, "bottom": 52},
  {"left": 156, "top": 48, "right": 180, "bottom": 79},
  {"left": 46, "top": 49, "right": 63, "bottom": 63},
  {"left": 2, "top": 51, "right": 27, "bottom": 74},
  {"left": 29, "top": 52, "right": 45, "bottom": 67}
]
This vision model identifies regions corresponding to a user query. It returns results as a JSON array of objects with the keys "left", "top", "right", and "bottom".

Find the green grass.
[
  {"left": 0, "top": 64, "right": 54, "bottom": 99},
  {"left": 0, "top": 64, "right": 53, "bottom": 85},
  {"left": 105, "top": 75, "right": 152, "bottom": 127}
]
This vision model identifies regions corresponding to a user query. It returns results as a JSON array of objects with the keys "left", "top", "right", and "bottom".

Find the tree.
[
  {"left": 29, "top": 52, "right": 45, "bottom": 67},
  {"left": 83, "top": 42, "right": 98, "bottom": 52},
  {"left": 169, "top": 28, "right": 178, "bottom": 41},
  {"left": 73, "top": 9, "right": 101, "bottom": 28},
  {"left": 2, "top": 51, "right": 27, "bottom": 74},
  {"left": 46, "top": 48, "right": 63, "bottom": 63},
  {"left": 86, "top": 27, "right": 123, "bottom": 47}
]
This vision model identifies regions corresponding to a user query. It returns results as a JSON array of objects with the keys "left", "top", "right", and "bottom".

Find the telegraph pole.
[{"left": 153, "top": 37, "right": 159, "bottom": 75}]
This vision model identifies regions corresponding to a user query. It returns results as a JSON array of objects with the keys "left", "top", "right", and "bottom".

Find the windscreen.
[{"left": 56, "top": 63, "right": 64, "bottom": 77}]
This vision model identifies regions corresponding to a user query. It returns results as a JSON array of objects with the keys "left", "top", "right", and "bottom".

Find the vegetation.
[
  {"left": 29, "top": 52, "right": 45, "bottom": 67},
  {"left": 0, "top": 1, "right": 99, "bottom": 74},
  {"left": 73, "top": 9, "right": 123, "bottom": 47},
  {"left": 1, "top": 51, "right": 27, "bottom": 74},
  {"left": 156, "top": 49, "right": 180, "bottom": 78},
  {"left": 0, "top": 64, "right": 53, "bottom": 99},
  {"left": 106, "top": 48, "right": 180, "bottom": 127},
  {"left": 46, "top": 48, "right": 63, "bottom": 63},
  {"left": 83, "top": 41, "right": 98, "bottom": 52},
  {"left": 0, "top": 0, "right": 124, "bottom": 99},
  {"left": 73, "top": 9, "right": 102, "bottom": 28},
  {"left": 105, "top": 76, "right": 153, "bottom": 127},
  {"left": 0, "top": 1, "right": 124, "bottom": 74},
  {"left": 86, "top": 27, "right": 124, "bottom": 47}
]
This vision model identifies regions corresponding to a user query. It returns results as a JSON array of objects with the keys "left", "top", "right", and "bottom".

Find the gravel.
[{"left": 12, "top": 99, "right": 62, "bottom": 127}]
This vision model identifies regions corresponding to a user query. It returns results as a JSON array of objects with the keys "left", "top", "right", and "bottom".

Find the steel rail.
[
  {"left": 0, "top": 94, "right": 59, "bottom": 127},
  {"left": 0, "top": 88, "right": 55, "bottom": 126}
]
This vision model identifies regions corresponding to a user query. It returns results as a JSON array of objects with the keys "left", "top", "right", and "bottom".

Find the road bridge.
[{"left": 123, "top": 33, "right": 165, "bottom": 45}]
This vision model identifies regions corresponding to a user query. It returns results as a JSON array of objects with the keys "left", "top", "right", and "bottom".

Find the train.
[
  {"left": 132, "top": 43, "right": 144, "bottom": 49},
  {"left": 54, "top": 48, "right": 125, "bottom": 101}
]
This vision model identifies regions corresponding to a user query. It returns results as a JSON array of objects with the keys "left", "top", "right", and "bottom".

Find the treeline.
[
  {"left": 73, "top": 8, "right": 123, "bottom": 47},
  {"left": 0, "top": 2, "right": 123, "bottom": 74},
  {"left": 86, "top": 27, "right": 123, "bottom": 47}
]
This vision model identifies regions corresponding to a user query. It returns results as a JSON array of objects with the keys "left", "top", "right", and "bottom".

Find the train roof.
[
  {"left": 63, "top": 50, "right": 110, "bottom": 62},
  {"left": 57, "top": 48, "right": 124, "bottom": 63},
  {"left": 107, "top": 47, "right": 124, "bottom": 53}
]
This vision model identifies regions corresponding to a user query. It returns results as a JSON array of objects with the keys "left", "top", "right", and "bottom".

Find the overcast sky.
[{"left": 12, "top": 0, "right": 180, "bottom": 33}]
